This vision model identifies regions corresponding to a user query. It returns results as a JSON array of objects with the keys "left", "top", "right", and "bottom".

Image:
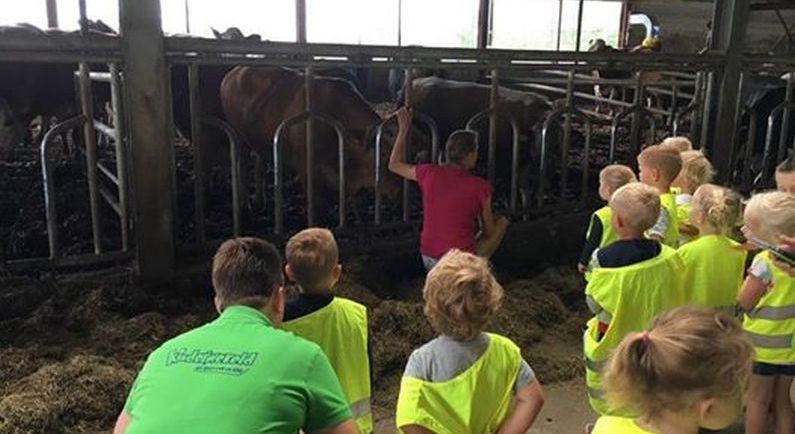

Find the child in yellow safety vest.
[
  {"left": 737, "top": 192, "right": 795, "bottom": 434},
  {"left": 676, "top": 184, "right": 746, "bottom": 311},
  {"left": 671, "top": 150, "right": 714, "bottom": 245},
  {"left": 637, "top": 144, "right": 683, "bottom": 247},
  {"left": 578, "top": 164, "right": 637, "bottom": 274},
  {"left": 584, "top": 182, "right": 685, "bottom": 415},
  {"left": 396, "top": 250, "right": 544, "bottom": 434},
  {"left": 280, "top": 228, "right": 373, "bottom": 434},
  {"left": 590, "top": 306, "right": 753, "bottom": 434}
]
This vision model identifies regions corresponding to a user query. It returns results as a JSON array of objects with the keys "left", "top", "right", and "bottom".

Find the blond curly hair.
[{"left": 423, "top": 250, "right": 503, "bottom": 340}]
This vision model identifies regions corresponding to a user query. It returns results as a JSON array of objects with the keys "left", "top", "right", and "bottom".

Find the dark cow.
[
  {"left": 735, "top": 74, "right": 795, "bottom": 188},
  {"left": 0, "top": 22, "right": 116, "bottom": 159},
  {"left": 405, "top": 76, "right": 551, "bottom": 198},
  {"left": 220, "top": 66, "right": 404, "bottom": 218}
]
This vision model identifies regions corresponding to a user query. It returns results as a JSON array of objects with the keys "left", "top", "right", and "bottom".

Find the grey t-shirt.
[{"left": 403, "top": 333, "right": 535, "bottom": 393}]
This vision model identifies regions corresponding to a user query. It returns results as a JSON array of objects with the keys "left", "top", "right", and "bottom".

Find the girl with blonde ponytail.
[
  {"left": 676, "top": 184, "right": 747, "bottom": 310},
  {"left": 591, "top": 306, "right": 753, "bottom": 434}
]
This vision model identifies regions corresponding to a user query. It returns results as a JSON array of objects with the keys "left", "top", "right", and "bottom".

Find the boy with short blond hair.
[
  {"left": 579, "top": 164, "right": 637, "bottom": 273},
  {"left": 281, "top": 228, "right": 373, "bottom": 434},
  {"left": 584, "top": 182, "right": 686, "bottom": 414},
  {"left": 638, "top": 144, "right": 683, "bottom": 247},
  {"left": 396, "top": 250, "right": 544, "bottom": 434}
]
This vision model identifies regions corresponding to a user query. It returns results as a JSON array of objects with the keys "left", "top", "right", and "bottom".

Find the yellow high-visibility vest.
[
  {"left": 743, "top": 251, "right": 795, "bottom": 365},
  {"left": 282, "top": 297, "right": 372, "bottom": 433},
  {"left": 660, "top": 192, "right": 680, "bottom": 248},
  {"left": 395, "top": 333, "right": 522, "bottom": 434},
  {"left": 592, "top": 416, "right": 656, "bottom": 434},
  {"left": 587, "top": 206, "right": 619, "bottom": 249},
  {"left": 677, "top": 234, "right": 746, "bottom": 312},
  {"left": 584, "top": 245, "right": 685, "bottom": 415}
]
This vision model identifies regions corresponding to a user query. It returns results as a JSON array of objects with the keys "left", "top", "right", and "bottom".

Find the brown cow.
[
  {"left": 406, "top": 76, "right": 551, "bottom": 199},
  {"left": 220, "top": 66, "right": 403, "bottom": 220}
]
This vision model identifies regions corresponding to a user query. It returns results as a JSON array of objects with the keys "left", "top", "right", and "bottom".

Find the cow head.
[{"left": 211, "top": 27, "right": 261, "bottom": 41}]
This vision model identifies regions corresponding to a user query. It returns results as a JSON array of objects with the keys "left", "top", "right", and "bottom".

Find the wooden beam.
[{"left": 119, "top": 0, "right": 176, "bottom": 282}]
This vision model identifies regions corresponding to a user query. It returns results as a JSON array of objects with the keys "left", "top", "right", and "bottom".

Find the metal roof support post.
[
  {"left": 120, "top": 0, "right": 176, "bottom": 282},
  {"left": 477, "top": 0, "right": 491, "bottom": 49},
  {"left": 296, "top": 0, "right": 307, "bottom": 43},
  {"left": 46, "top": 0, "right": 59, "bottom": 28},
  {"left": 710, "top": 0, "right": 750, "bottom": 183},
  {"left": 575, "top": 0, "right": 585, "bottom": 52}
]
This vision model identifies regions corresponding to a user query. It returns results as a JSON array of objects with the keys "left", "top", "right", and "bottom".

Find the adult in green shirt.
[{"left": 112, "top": 237, "right": 358, "bottom": 434}]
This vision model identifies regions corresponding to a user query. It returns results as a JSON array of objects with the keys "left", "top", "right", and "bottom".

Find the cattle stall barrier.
[
  {"left": 538, "top": 71, "right": 593, "bottom": 209},
  {"left": 5, "top": 28, "right": 795, "bottom": 276}
]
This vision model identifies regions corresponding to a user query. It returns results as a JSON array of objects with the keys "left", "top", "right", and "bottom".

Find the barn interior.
[{"left": 0, "top": 0, "right": 794, "bottom": 433}]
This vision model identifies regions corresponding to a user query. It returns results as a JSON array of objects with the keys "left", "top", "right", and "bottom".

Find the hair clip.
[{"left": 641, "top": 331, "right": 651, "bottom": 342}]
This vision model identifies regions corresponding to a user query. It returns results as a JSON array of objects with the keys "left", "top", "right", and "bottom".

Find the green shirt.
[{"left": 123, "top": 305, "right": 352, "bottom": 434}]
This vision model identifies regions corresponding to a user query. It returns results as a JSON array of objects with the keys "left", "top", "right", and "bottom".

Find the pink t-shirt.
[{"left": 416, "top": 164, "right": 492, "bottom": 258}]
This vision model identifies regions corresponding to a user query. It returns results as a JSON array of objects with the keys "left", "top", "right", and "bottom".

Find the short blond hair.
[
  {"left": 600, "top": 164, "right": 637, "bottom": 193},
  {"left": 691, "top": 184, "right": 741, "bottom": 234},
  {"left": 744, "top": 191, "right": 795, "bottom": 241},
  {"left": 677, "top": 150, "right": 714, "bottom": 192},
  {"left": 285, "top": 228, "right": 339, "bottom": 291},
  {"left": 661, "top": 136, "right": 693, "bottom": 152},
  {"left": 603, "top": 307, "right": 752, "bottom": 416},
  {"left": 423, "top": 250, "right": 503, "bottom": 340},
  {"left": 609, "top": 182, "right": 661, "bottom": 233},
  {"left": 638, "top": 144, "right": 683, "bottom": 183}
]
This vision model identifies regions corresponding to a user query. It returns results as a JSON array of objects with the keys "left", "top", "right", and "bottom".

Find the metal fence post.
[
  {"left": 109, "top": 62, "right": 130, "bottom": 251},
  {"left": 78, "top": 62, "right": 103, "bottom": 254}
]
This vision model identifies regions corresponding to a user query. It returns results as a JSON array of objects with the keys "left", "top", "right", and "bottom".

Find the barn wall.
[{"left": 628, "top": 0, "right": 795, "bottom": 54}]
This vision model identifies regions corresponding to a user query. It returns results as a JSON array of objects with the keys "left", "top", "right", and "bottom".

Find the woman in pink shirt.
[{"left": 388, "top": 107, "right": 509, "bottom": 270}]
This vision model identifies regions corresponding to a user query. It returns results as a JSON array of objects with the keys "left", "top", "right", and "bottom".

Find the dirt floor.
[{"left": 0, "top": 257, "right": 591, "bottom": 434}]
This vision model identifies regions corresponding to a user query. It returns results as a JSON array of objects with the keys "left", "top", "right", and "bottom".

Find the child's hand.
[
  {"left": 395, "top": 106, "right": 413, "bottom": 132},
  {"left": 773, "top": 235, "right": 795, "bottom": 277}
]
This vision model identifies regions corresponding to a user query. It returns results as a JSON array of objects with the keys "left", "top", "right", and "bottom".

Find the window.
[
  {"left": 182, "top": 0, "right": 296, "bottom": 40},
  {"left": 160, "top": 0, "right": 189, "bottom": 34},
  {"left": 490, "top": 0, "right": 561, "bottom": 50},
  {"left": 560, "top": 0, "right": 622, "bottom": 49},
  {"left": 400, "top": 0, "right": 479, "bottom": 48},
  {"left": 0, "top": 0, "right": 117, "bottom": 31},
  {"left": 307, "top": 0, "right": 398, "bottom": 45},
  {"left": 490, "top": 0, "right": 622, "bottom": 50}
]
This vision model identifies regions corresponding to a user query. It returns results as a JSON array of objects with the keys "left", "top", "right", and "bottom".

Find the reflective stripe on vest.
[
  {"left": 395, "top": 333, "right": 522, "bottom": 434},
  {"left": 747, "top": 304, "right": 795, "bottom": 320},
  {"left": 746, "top": 331, "right": 793, "bottom": 349},
  {"left": 743, "top": 251, "right": 795, "bottom": 364},
  {"left": 282, "top": 298, "right": 372, "bottom": 433},
  {"left": 584, "top": 356, "right": 604, "bottom": 373},
  {"left": 586, "top": 295, "right": 613, "bottom": 325},
  {"left": 587, "top": 386, "right": 604, "bottom": 400}
]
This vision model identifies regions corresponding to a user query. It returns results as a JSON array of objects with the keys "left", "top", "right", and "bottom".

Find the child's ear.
[
  {"left": 333, "top": 264, "right": 342, "bottom": 281},
  {"left": 213, "top": 296, "right": 223, "bottom": 314},
  {"left": 284, "top": 264, "right": 296, "bottom": 282},
  {"left": 696, "top": 398, "right": 716, "bottom": 423}
]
